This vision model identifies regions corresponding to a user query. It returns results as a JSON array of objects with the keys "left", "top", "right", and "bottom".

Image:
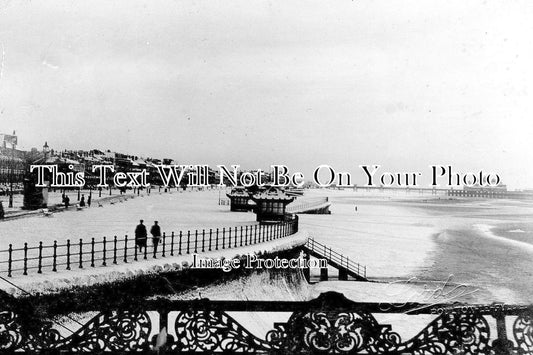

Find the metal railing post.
[
  {"left": 38, "top": 241, "right": 43, "bottom": 273},
  {"left": 170, "top": 232, "right": 175, "bottom": 256},
  {"left": 91, "top": 238, "right": 95, "bottom": 267},
  {"left": 124, "top": 235, "right": 128, "bottom": 263},
  {"left": 78, "top": 239, "right": 83, "bottom": 268},
  {"left": 102, "top": 236, "right": 107, "bottom": 266},
  {"left": 52, "top": 240, "right": 57, "bottom": 272},
  {"left": 23, "top": 243, "right": 28, "bottom": 275},
  {"left": 113, "top": 236, "right": 118, "bottom": 264},
  {"left": 179, "top": 231, "right": 183, "bottom": 255},
  {"left": 162, "top": 232, "right": 166, "bottom": 257},
  {"left": 7, "top": 244, "right": 12, "bottom": 277},
  {"left": 134, "top": 235, "right": 138, "bottom": 261},
  {"left": 66, "top": 239, "right": 71, "bottom": 270},
  {"left": 187, "top": 231, "right": 191, "bottom": 254}
]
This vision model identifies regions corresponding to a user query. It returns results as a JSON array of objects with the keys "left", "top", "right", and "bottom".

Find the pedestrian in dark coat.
[
  {"left": 87, "top": 195, "right": 92, "bottom": 207},
  {"left": 79, "top": 195, "right": 86, "bottom": 207},
  {"left": 150, "top": 221, "right": 162, "bottom": 256},
  {"left": 64, "top": 195, "right": 70, "bottom": 209},
  {"left": 135, "top": 219, "right": 147, "bottom": 253}
]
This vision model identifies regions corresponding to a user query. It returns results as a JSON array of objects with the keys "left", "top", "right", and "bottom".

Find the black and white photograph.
[{"left": 0, "top": 1, "right": 532, "bottom": 353}]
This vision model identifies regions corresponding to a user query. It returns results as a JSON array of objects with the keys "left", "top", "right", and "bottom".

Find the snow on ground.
[
  {"left": 0, "top": 231, "right": 309, "bottom": 295},
  {"left": 0, "top": 188, "right": 253, "bottom": 248},
  {"left": 298, "top": 189, "right": 439, "bottom": 279}
]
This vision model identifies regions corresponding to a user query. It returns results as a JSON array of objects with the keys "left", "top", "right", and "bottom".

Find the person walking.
[
  {"left": 150, "top": 221, "right": 161, "bottom": 257},
  {"left": 79, "top": 195, "right": 86, "bottom": 207},
  {"left": 135, "top": 219, "right": 147, "bottom": 254},
  {"left": 64, "top": 195, "right": 70, "bottom": 209},
  {"left": 87, "top": 194, "right": 92, "bottom": 207}
]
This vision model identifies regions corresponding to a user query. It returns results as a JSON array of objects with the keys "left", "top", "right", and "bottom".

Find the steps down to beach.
[{"left": 303, "top": 238, "right": 368, "bottom": 281}]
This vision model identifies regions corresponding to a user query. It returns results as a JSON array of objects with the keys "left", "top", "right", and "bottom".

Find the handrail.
[
  {"left": 305, "top": 238, "right": 366, "bottom": 278},
  {"left": 1, "top": 216, "right": 299, "bottom": 277},
  {"left": 1, "top": 291, "right": 531, "bottom": 353}
]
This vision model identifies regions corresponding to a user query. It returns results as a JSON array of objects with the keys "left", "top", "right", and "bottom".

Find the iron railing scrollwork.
[{"left": 1, "top": 292, "right": 532, "bottom": 353}]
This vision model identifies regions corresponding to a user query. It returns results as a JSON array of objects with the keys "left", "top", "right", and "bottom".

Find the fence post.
[
  {"left": 124, "top": 235, "right": 128, "bottom": 263},
  {"left": 23, "top": 243, "right": 28, "bottom": 275},
  {"left": 38, "top": 241, "right": 43, "bottom": 273},
  {"left": 66, "top": 239, "right": 71, "bottom": 270},
  {"left": 222, "top": 228, "right": 225, "bottom": 249},
  {"left": 102, "top": 236, "right": 107, "bottom": 266},
  {"left": 170, "top": 232, "right": 175, "bottom": 256},
  {"left": 144, "top": 237, "right": 148, "bottom": 260},
  {"left": 201, "top": 230, "right": 205, "bottom": 252},
  {"left": 187, "top": 231, "right": 191, "bottom": 254},
  {"left": 162, "top": 232, "right": 166, "bottom": 257},
  {"left": 216, "top": 228, "right": 219, "bottom": 250},
  {"left": 244, "top": 226, "right": 248, "bottom": 246},
  {"left": 179, "top": 231, "right": 183, "bottom": 255},
  {"left": 113, "top": 236, "right": 118, "bottom": 264},
  {"left": 234, "top": 227, "right": 238, "bottom": 247},
  {"left": 78, "top": 239, "right": 83, "bottom": 269},
  {"left": 208, "top": 229, "right": 212, "bottom": 251},
  {"left": 134, "top": 235, "right": 138, "bottom": 261},
  {"left": 91, "top": 238, "right": 95, "bottom": 267},
  {"left": 53, "top": 240, "right": 57, "bottom": 272},
  {"left": 194, "top": 230, "right": 198, "bottom": 253},
  {"left": 254, "top": 225, "right": 257, "bottom": 244},
  {"left": 7, "top": 244, "right": 12, "bottom": 277}
]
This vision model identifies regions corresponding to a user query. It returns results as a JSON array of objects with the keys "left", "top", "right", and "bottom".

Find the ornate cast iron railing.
[{"left": 1, "top": 292, "right": 532, "bottom": 354}]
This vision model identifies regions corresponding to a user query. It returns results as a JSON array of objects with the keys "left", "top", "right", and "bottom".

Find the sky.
[{"left": 0, "top": 0, "right": 532, "bottom": 188}]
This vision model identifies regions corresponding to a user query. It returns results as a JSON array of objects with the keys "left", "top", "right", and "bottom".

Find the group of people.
[
  {"left": 62, "top": 194, "right": 92, "bottom": 209},
  {"left": 134, "top": 220, "right": 162, "bottom": 255},
  {"left": 79, "top": 194, "right": 92, "bottom": 208}
]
